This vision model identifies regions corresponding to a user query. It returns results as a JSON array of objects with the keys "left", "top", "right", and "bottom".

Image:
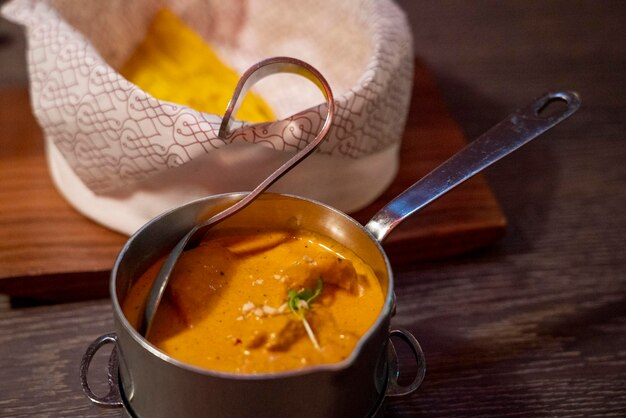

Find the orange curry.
[{"left": 123, "top": 228, "right": 385, "bottom": 374}]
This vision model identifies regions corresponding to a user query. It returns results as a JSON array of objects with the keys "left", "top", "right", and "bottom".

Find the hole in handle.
[
  {"left": 537, "top": 97, "right": 570, "bottom": 118},
  {"left": 533, "top": 91, "right": 581, "bottom": 121}
]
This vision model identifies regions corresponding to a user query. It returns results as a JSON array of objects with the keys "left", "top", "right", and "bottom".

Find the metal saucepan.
[{"left": 80, "top": 91, "right": 580, "bottom": 417}]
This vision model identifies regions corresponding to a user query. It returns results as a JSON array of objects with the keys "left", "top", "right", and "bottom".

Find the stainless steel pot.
[
  {"left": 80, "top": 89, "right": 580, "bottom": 417},
  {"left": 81, "top": 192, "right": 426, "bottom": 418}
]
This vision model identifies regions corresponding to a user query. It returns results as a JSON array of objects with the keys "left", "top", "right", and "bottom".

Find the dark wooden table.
[{"left": 1, "top": 1, "right": 625, "bottom": 416}]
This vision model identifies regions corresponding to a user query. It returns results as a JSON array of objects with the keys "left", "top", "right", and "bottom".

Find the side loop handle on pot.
[
  {"left": 79, "top": 333, "right": 123, "bottom": 408},
  {"left": 385, "top": 328, "right": 426, "bottom": 397}
]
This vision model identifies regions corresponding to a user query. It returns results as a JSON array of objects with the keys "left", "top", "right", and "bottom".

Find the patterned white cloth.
[{"left": 2, "top": 0, "right": 413, "bottom": 235}]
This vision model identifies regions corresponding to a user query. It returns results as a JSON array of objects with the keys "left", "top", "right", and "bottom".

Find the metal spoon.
[{"left": 139, "top": 57, "right": 335, "bottom": 336}]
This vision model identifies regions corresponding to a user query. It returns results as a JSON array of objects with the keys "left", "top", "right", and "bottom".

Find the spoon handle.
[
  {"left": 208, "top": 57, "right": 335, "bottom": 231},
  {"left": 365, "top": 91, "right": 581, "bottom": 243},
  {"left": 140, "top": 57, "right": 335, "bottom": 337}
]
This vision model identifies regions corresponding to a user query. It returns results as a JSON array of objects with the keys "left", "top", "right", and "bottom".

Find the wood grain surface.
[
  {"left": 0, "top": 59, "right": 506, "bottom": 301},
  {"left": 1, "top": 1, "right": 625, "bottom": 416}
]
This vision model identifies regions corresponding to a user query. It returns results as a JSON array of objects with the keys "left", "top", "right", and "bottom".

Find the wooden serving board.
[{"left": 0, "top": 60, "right": 506, "bottom": 302}]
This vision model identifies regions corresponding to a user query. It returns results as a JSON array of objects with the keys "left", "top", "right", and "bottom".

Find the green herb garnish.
[{"left": 287, "top": 278, "right": 323, "bottom": 350}]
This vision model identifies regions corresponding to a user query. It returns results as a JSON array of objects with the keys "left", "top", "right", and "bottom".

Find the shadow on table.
[{"left": 433, "top": 73, "right": 561, "bottom": 256}]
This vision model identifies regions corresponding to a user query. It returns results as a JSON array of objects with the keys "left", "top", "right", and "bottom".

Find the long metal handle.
[{"left": 366, "top": 91, "right": 581, "bottom": 242}]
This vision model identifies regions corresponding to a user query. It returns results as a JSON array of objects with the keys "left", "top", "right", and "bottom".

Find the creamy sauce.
[{"left": 123, "top": 229, "right": 385, "bottom": 374}]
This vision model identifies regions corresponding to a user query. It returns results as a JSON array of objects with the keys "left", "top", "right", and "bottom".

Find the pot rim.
[{"left": 110, "top": 192, "right": 396, "bottom": 380}]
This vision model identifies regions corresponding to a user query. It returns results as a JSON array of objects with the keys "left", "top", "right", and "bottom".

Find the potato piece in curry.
[{"left": 123, "top": 229, "right": 385, "bottom": 374}]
